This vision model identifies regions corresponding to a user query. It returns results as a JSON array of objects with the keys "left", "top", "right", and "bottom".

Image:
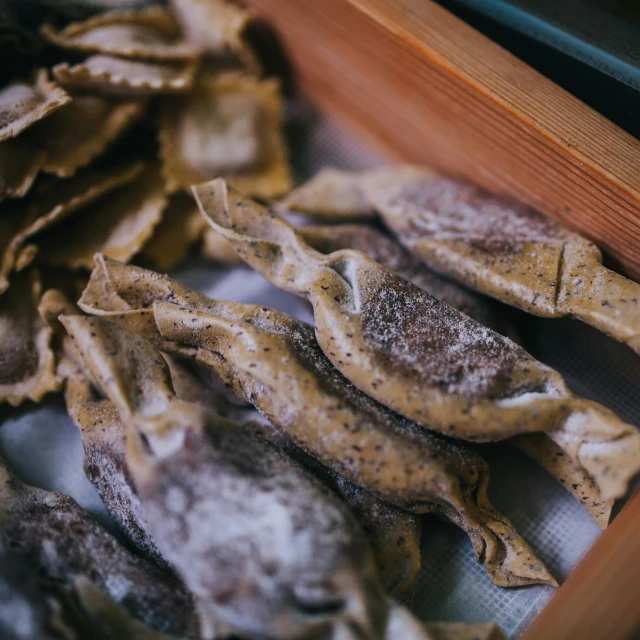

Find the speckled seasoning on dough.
[
  {"left": 0, "top": 455, "right": 197, "bottom": 637},
  {"left": 76, "top": 256, "right": 556, "bottom": 589},
  {"left": 298, "top": 225, "right": 612, "bottom": 527},
  {"left": 0, "top": 270, "right": 59, "bottom": 406},
  {"left": 286, "top": 166, "right": 640, "bottom": 354},
  {"left": 193, "top": 178, "right": 640, "bottom": 501},
  {"left": 62, "top": 314, "right": 387, "bottom": 640}
]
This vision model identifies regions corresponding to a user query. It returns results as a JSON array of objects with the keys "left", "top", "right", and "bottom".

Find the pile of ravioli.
[
  {"left": 0, "top": 0, "right": 291, "bottom": 409},
  {"left": 2, "top": 2, "right": 640, "bottom": 640}
]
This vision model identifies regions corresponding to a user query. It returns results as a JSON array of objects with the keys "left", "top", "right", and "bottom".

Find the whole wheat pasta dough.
[
  {"left": 0, "top": 70, "right": 70, "bottom": 143},
  {"left": 77, "top": 255, "right": 556, "bottom": 589},
  {"left": 163, "top": 357, "right": 423, "bottom": 605},
  {"left": 293, "top": 446, "right": 423, "bottom": 606},
  {"left": 61, "top": 314, "right": 387, "bottom": 640},
  {"left": 193, "top": 179, "right": 640, "bottom": 502},
  {"left": 0, "top": 270, "right": 59, "bottom": 406},
  {"left": 49, "top": 285, "right": 420, "bottom": 598},
  {"left": 0, "top": 455, "right": 197, "bottom": 637},
  {"left": 298, "top": 223, "right": 511, "bottom": 336},
  {"left": 284, "top": 167, "right": 640, "bottom": 355},
  {"left": 155, "top": 301, "right": 555, "bottom": 589},
  {"left": 39, "top": 288, "right": 168, "bottom": 570},
  {"left": 0, "top": 540, "right": 68, "bottom": 640},
  {"left": 141, "top": 193, "right": 207, "bottom": 270},
  {"left": 200, "top": 226, "right": 246, "bottom": 266},
  {"left": 0, "top": 135, "right": 45, "bottom": 202},
  {"left": 278, "top": 166, "right": 423, "bottom": 221},
  {"left": 52, "top": 277, "right": 421, "bottom": 605},
  {"left": 24, "top": 95, "right": 145, "bottom": 178},
  {"left": 53, "top": 55, "right": 197, "bottom": 95},
  {"left": 226, "top": 411, "right": 422, "bottom": 605},
  {"left": 0, "top": 547, "right": 182, "bottom": 640},
  {"left": 71, "top": 576, "right": 193, "bottom": 639},
  {"left": 0, "top": 160, "right": 143, "bottom": 293},
  {"left": 298, "top": 224, "right": 613, "bottom": 528},
  {"left": 41, "top": 6, "right": 200, "bottom": 60},
  {"left": 158, "top": 72, "right": 291, "bottom": 198},
  {"left": 37, "top": 165, "right": 166, "bottom": 270}
]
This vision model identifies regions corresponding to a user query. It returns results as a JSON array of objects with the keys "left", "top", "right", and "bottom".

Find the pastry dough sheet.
[{"left": 1, "top": 101, "right": 637, "bottom": 638}]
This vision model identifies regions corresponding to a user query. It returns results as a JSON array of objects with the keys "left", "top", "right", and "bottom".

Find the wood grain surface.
[
  {"left": 520, "top": 489, "right": 640, "bottom": 640},
  {"left": 243, "top": 0, "right": 640, "bottom": 279}
]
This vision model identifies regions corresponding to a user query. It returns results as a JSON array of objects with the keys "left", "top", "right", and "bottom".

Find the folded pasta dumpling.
[
  {"left": 46, "top": 281, "right": 420, "bottom": 605},
  {"left": 62, "top": 314, "right": 387, "bottom": 640},
  {"left": 72, "top": 576, "right": 194, "bottom": 639},
  {"left": 37, "top": 165, "right": 166, "bottom": 270},
  {"left": 158, "top": 73, "right": 291, "bottom": 198},
  {"left": 40, "top": 289, "right": 168, "bottom": 569},
  {"left": 0, "top": 160, "right": 143, "bottom": 293},
  {"left": 0, "top": 540, "right": 70, "bottom": 640},
  {"left": 0, "top": 135, "right": 45, "bottom": 202},
  {"left": 201, "top": 226, "right": 245, "bottom": 265},
  {"left": 77, "top": 256, "right": 556, "bottom": 588},
  {"left": 373, "top": 169, "right": 640, "bottom": 355},
  {"left": 170, "top": 0, "right": 260, "bottom": 72},
  {"left": 299, "top": 224, "right": 510, "bottom": 335},
  {"left": 164, "top": 355, "right": 422, "bottom": 604},
  {"left": 53, "top": 55, "right": 197, "bottom": 95},
  {"left": 0, "top": 70, "right": 70, "bottom": 143},
  {"left": 0, "top": 270, "right": 59, "bottom": 406},
  {"left": 193, "top": 179, "right": 640, "bottom": 501},
  {"left": 298, "top": 224, "right": 613, "bottom": 528},
  {"left": 41, "top": 7, "right": 200, "bottom": 60},
  {"left": 279, "top": 166, "right": 421, "bottom": 221},
  {"left": 0, "top": 455, "right": 197, "bottom": 637},
  {"left": 24, "top": 95, "right": 145, "bottom": 178},
  {"left": 141, "top": 193, "right": 206, "bottom": 270},
  {"left": 239, "top": 415, "right": 422, "bottom": 605},
  {"left": 0, "top": 545, "right": 179, "bottom": 640},
  {"left": 284, "top": 167, "right": 640, "bottom": 355}
]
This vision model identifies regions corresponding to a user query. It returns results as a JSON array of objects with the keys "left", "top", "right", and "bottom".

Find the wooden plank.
[
  {"left": 244, "top": 0, "right": 640, "bottom": 279},
  {"left": 520, "top": 489, "right": 640, "bottom": 640}
]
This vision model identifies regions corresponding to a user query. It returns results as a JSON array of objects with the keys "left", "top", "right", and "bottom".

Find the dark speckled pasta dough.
[
  {"left": 72, "top": 576, "right": 188, "bottom": 639},
  {"left": 77, "top": 256, "right": 556, "bottom": 589},
  {"left": 284, "top": 167, "right": 640, "bottom": 355},
  {"left": 0, "top": 455, "right": 197, "bottom": 638},
  {"left": 296, "top": 225, "right": 614, "bottom": 529},
  {"left": 0, "top": 270, "right": 59, "bottom": 406},
  {"left": 44, "top": 285, "right": 421, "bottom": 602},
  {"left": 76, "top": 257, "right": 423, "bottom": 603},
  {"left": 192, "top": 179, "right": 640, "bottom": 502},
  {"left": 39, "top": 288, "right": 169, "bottom": 570},
  {"left": 374, "top": 170, "right": 640, "bottom": 355},
  {"left": 0, "top": 540, "right": 65, "bottom": 640},
  {"left": 0, "top": 70, "right": 70, "bottom": 143},
  {"left": 156, "top": 303, "right": 556, "bottom": 589},
  {"left": 61, "top": 314, "right": 387, "bottom": 640},
  {"left": 239, "top": 416, "right": 423, "bottom": 606},
  {"left": 298, "top": 224, "right": 511, "bottom": 337},
  {"left": 0, "top": 544, "right": 182, "bottom": 640}
]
